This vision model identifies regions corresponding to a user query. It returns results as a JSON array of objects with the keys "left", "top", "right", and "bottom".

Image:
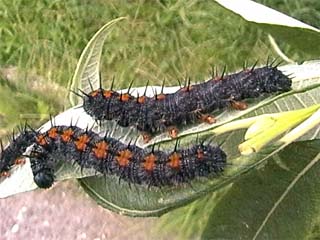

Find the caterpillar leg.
[
  {"left": 200, "top": 114, "right": 216, "bottom": 124},
  {"left": 168, "top": 126, "right": 179, "bottom": 139},
  {"left": 0, "top": 171, "right": 10, "bottom": 178},
  {"left": 230, "top": 100, "right": 248, "bottom": 110},
  {"left": 142, "top": 133, "right": 152, "bottom": 143}
]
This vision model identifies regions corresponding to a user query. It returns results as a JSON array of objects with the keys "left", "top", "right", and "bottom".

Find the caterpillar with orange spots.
[
  {"left": 0, "top": 125, "right": 226, "bottom": 189},
  {"left": 81, "top": 63, "right": 292, "bottom": 142}
]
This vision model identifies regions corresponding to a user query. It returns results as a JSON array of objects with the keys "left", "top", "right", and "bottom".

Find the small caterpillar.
[
  {"left": 0, "top": 125, "right": 226, "bottom": 189},
  {"left": 81, "top": 64, "right": 292, "bottom": 142},
  {"left": 0, "top": 125, "right": 36, "bottom": 177}
]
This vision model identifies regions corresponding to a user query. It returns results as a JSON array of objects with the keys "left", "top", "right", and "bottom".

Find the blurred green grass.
[{"left": 0, "top": 0, "right": 318, "bottom": 135}]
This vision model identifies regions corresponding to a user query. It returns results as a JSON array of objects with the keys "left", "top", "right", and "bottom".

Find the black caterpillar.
[
  {"left": 0, "top": 125, "right": 226, "bottom": 188},
  {"left": 81, "top": 64, "right": 292, "bottom": 142},
  {"left": 0, "top": 125, "right": 36, "bottom": 177}
]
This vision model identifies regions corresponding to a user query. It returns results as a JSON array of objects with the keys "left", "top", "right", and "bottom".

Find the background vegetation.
[
  {"left": 1, "top": 0, "right": 318, "bottom": 135},
  {"left": 1, "top": 0, "right": 320, "bottom": 239}
]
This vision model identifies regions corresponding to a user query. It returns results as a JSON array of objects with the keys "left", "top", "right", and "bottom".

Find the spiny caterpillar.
[
  {"left": 80, "top": 63, "right": 292, "bottom": 142},
  {"left": 0, "top": 125, "right": 36, "bottom": 177},
  {"left": 0, "top": 125, "right": 226, "bottom": 189}
]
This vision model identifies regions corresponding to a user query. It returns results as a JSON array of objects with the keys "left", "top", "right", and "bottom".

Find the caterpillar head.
[
  {"left": 195, "top": 144, "right": 227, "bottom": 174},
  {"left": 33, "top": 169, "right": 55, "bottom": 189},
  {"left": 30, "top": 146, "right": 55, "bottom": 189},
  {"left": 83, "top": 89, "right": 108, "bottom": 119},
  {"left": 258, "top": 66, "right": 292, "bottom": 93},
  {"left": 83, "top": 88, "right": 125, "bottom": 120}
]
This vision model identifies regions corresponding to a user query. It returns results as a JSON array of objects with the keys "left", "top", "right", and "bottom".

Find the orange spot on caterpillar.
[
  {"left": 156, "top": 94, "right": 166, "bottom": 100},
  {"left": 118, "top": 93, "right": 131, "bottom": 102},
  {"left": 116, "top": 149, "right": 133, "bottom": 167},
  {"left": 61, "top": 129, "right": 74, "bottom": 142},
  {"left": 137, "top": 96, "right": 146, "bottom": 104},
  {"left": 103, "top": 90, "right": 113, "bottom": 98},
  {"left": 143, "top": 153, "right": 157, "bottom": 172},
  {"left": 92, "top": 141, "right": 108, "bottom": 159},
  {"left": 90, "top": 90, "right": 100, "bottom": 97},
  {"left": 48, "top": 127, "right": 58, "bottom": 139},
  {"left": 75, "top": 134, "right": 90, "bottom": 151},
  {"left": 36, "top": 134, "right": 47, "bottom": 146},
  {"left": 15, "top": 158, "right": 26, "bottom": 165},
  {"left": 168, "top": 152, "right": 181, "bottom": 170},
  {"left": 1, "top": 171, "right": 10, "bottom": 178},
  {"left": 230, "top": 100, "right": 248, "bottom": 110}
]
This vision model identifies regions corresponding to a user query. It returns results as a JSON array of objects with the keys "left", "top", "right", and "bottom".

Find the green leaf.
[
  {"left": 152, "top": 187, "right": 233, "bottom": 239},
  {"left": 68, "top": 17, "right": 126, "bottom": 106},
  {"left": 215, "top": 0, "right": 320, "bottom": 57},
  {"left": 202, "top": 140, "right": 320, "bottom": 240},
  {"left": 215, "top": 0, "right": 319, "bottom": 31}
]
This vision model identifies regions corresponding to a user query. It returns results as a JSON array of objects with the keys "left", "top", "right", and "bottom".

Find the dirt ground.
[{"left": 0, "top": 180, "right": 159, "bottom": 240}]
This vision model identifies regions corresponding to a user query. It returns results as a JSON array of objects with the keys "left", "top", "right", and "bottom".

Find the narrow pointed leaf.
[{"left": 68, "top": 17, "right": 126, "bottom": 106}]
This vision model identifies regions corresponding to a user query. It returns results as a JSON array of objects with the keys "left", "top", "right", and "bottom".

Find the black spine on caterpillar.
[
  {"left": 82, "top": 65, "right": 292, "bottom": 137},
  {"left": 28, "top": 125, "right": 226, "bottom": 188},
  {"left": 0, "top": 128, "right": 36, "bottom": 176}
]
